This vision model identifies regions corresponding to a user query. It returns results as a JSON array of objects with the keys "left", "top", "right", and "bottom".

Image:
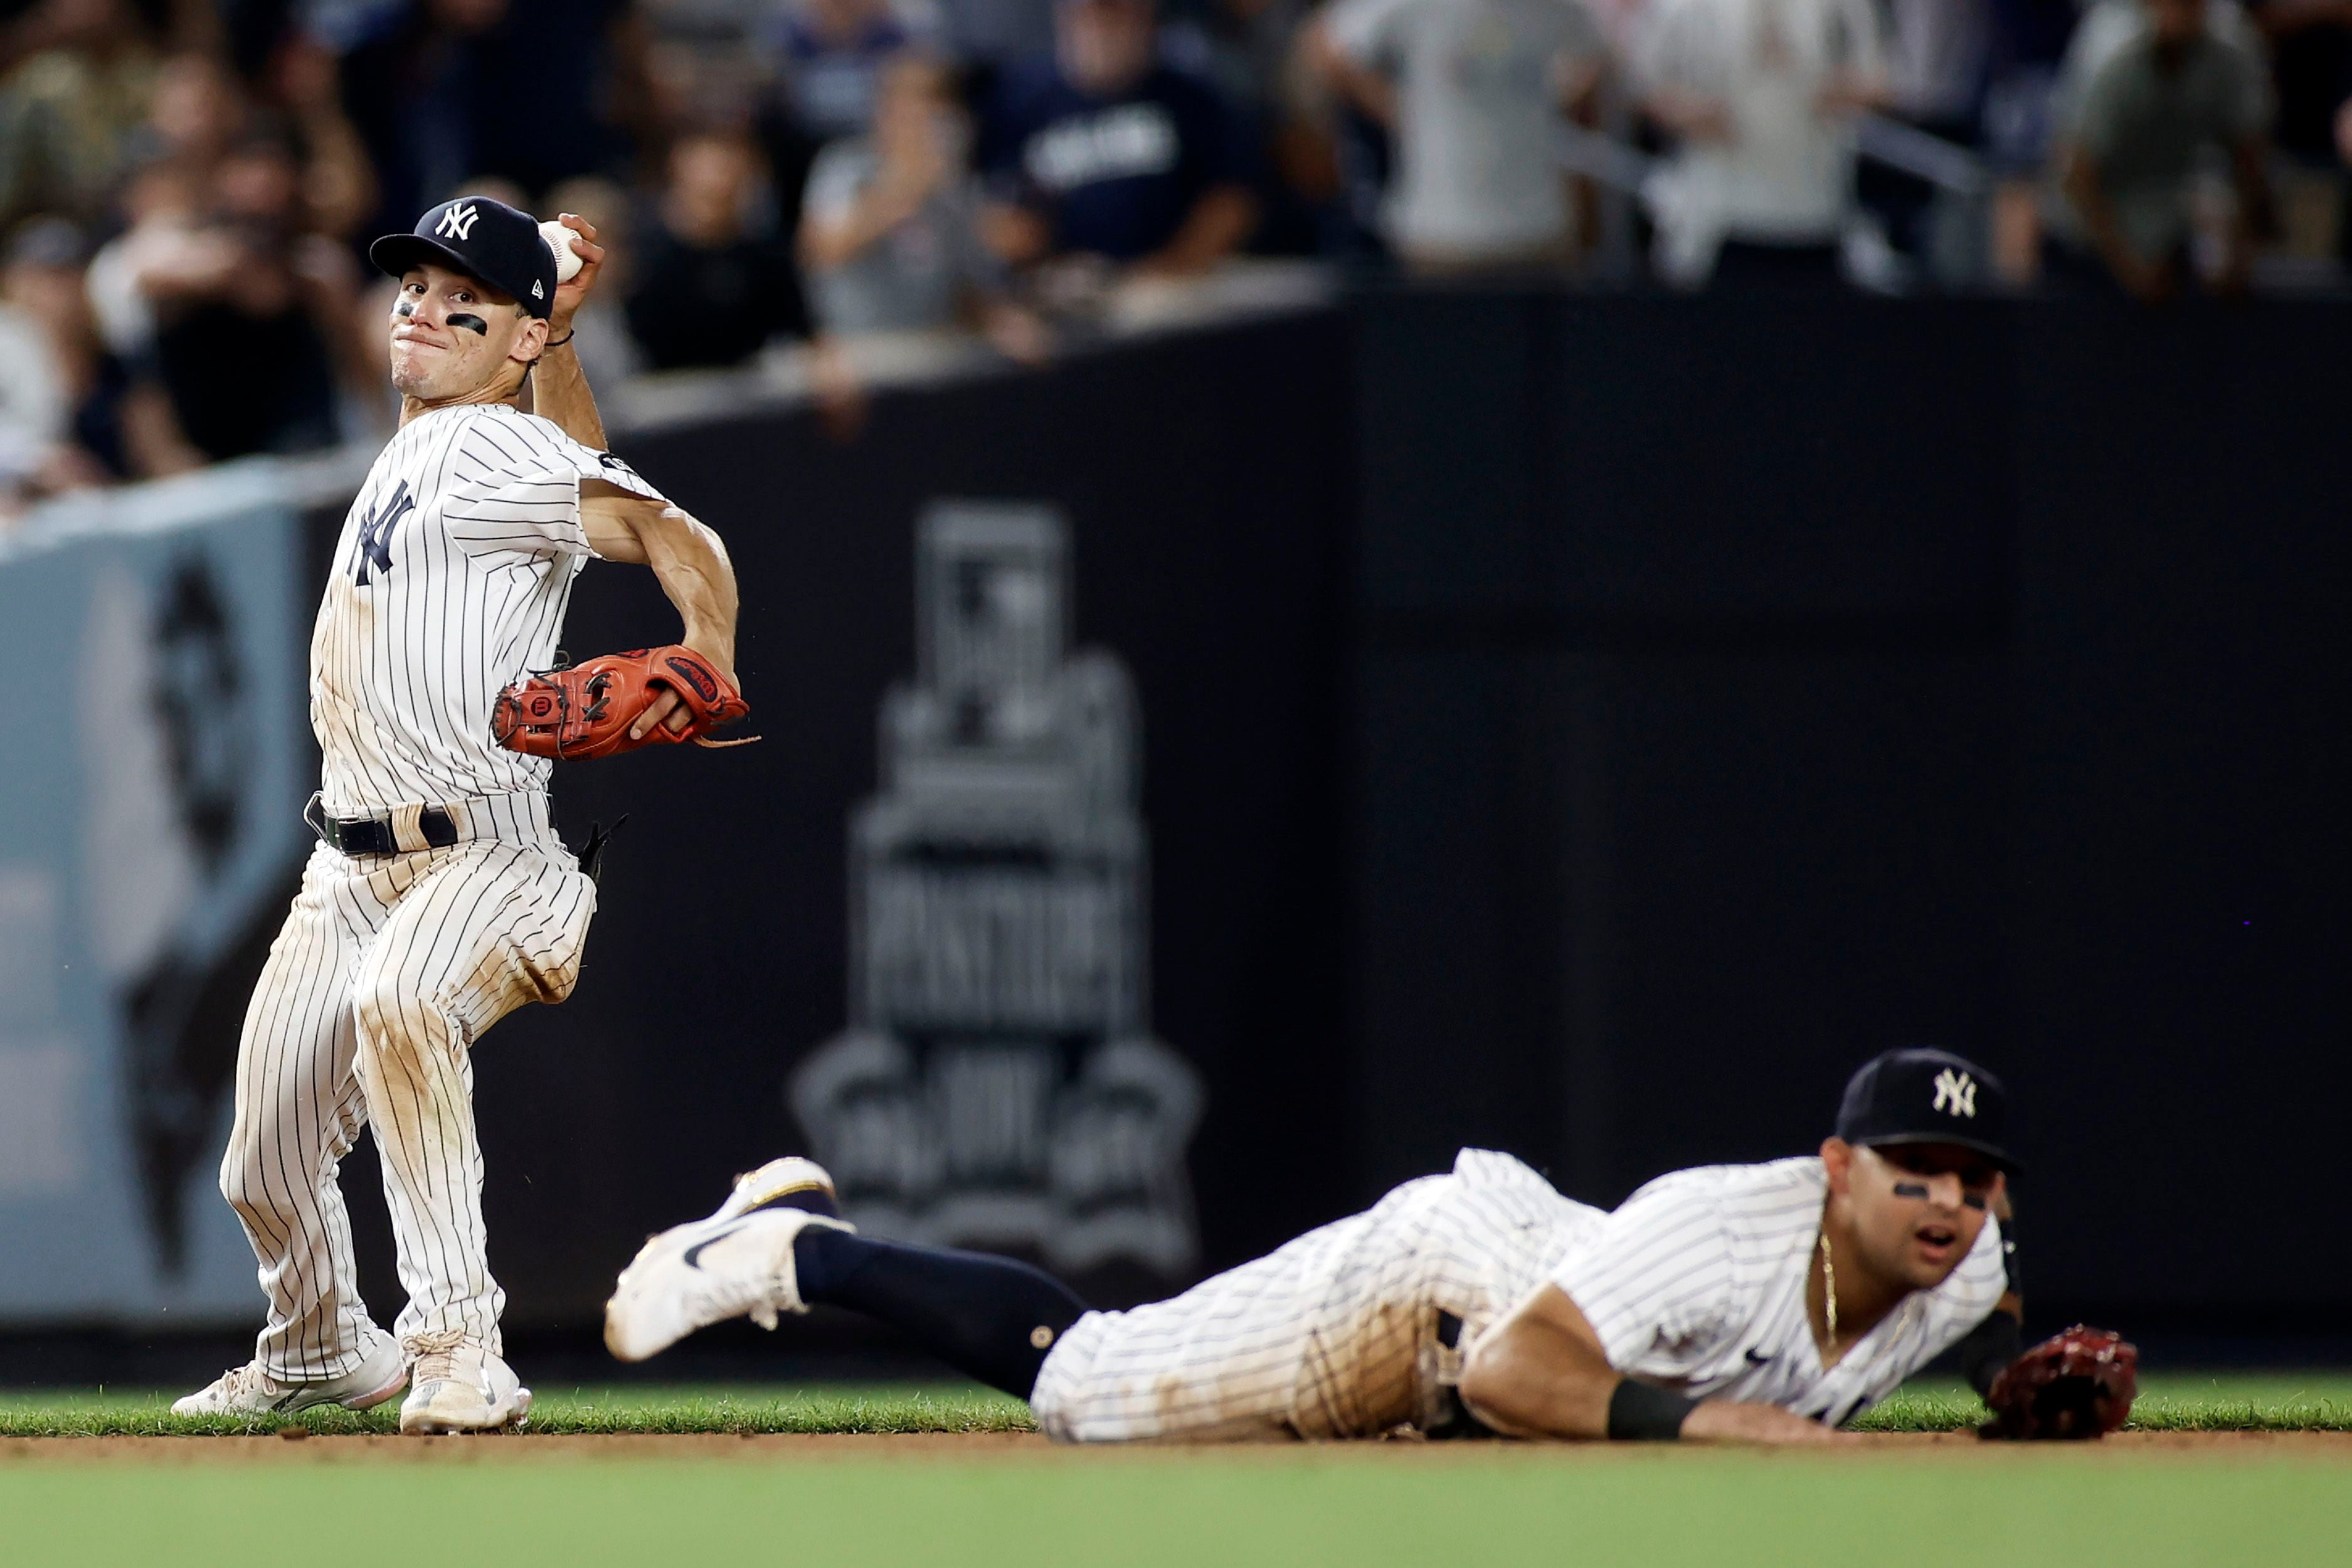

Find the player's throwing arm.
[{"left": 176, "top": 196, "right": 751, "bottom": 1438}]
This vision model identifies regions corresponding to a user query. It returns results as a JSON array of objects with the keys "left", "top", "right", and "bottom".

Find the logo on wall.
[{"left": 788, "top": 502, "right": 1205, "bottom": 1276}]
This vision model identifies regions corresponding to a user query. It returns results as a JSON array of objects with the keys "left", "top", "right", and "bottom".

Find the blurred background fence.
[{"left": 2, "top": 287, "right": 2342, "bottom": 1357}]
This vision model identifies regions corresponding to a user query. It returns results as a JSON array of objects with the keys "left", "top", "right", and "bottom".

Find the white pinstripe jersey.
[
  {"left": 311, "top": 403, "right": 668, "bottom": 813},
  {"left": 1552, "top": 1157, "right": 2006, "bottom": 1428}
]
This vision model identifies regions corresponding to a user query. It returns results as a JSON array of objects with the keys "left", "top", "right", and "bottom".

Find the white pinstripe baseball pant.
[
  {"left": 1030, "top": 1150, "right": 1602, "bottom": 1442},
  {"left": 218, "top": 793, "right": 595, "bottom": 1379}
]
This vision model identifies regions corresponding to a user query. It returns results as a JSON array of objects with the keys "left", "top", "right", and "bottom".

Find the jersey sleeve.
[
  {"left": 441, "top": 412, "right": 670, "bottom": 560},
  {"left": 1550, "top": 1179, "right": 1739, "bottom": 1375}
]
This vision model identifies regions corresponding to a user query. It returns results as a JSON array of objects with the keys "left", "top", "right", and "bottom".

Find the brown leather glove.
[
  {"left": 1979, "top": 1325, "right": 2139, "bottom": 1440},
  {"left": 492, "top": 645, "right": 753, "bottom": 760}
]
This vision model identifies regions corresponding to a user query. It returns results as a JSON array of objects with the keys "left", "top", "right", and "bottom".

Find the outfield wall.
[{"left": 0, "top": 291, "right": 2341, "bottom": 1333}]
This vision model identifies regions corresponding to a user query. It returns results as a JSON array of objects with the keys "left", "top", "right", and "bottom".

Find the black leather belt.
[{"left": 304, "top": 795, "right": 460, "bottom": 856}]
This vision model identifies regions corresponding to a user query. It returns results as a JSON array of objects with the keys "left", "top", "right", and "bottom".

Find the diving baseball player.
[
  {"left": 605, "top": 1047, "right": 2132, "bottom": 1442},
  {"left": 176, "top": 196, "right": 746, "bottom": 1434}
]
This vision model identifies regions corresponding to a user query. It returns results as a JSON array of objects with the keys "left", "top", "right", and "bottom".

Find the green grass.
[
  {"left": 4, "top": 1372, "right": 2347, "bottom": 1438},
  {"left": 4, "top": 1443, "right": 2349, "bottom": 1568},
  {"left": 1, "top": 1378, "right": 2345, "bottom": 1567},
  {"left": 1856, "top": 1372, "right": 2352, "bottom": 1434},
  {"left": 0, "top": 1381, "right": 1033, "bottom": 1438}
]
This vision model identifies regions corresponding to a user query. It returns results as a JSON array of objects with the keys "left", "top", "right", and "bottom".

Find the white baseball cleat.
[
  {"left": 172, "top": 1335, "right": 409, "bottom": 1417},
  {"left": 604, "top": 1156, "right": 852, "bottom": 1363},
  {"left": 398, "top": 1332, "right": 532, "bottom": 1435}
]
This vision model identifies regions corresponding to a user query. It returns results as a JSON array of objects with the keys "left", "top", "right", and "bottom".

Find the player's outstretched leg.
[
  {"left": 179, "top": 854, "right": 408, "bottom": 1419},
  {"left": 604, "top": 1158, "right": 1088, "bottom": 1400}
]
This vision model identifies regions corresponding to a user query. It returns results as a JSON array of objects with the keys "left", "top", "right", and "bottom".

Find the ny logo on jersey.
[
  {"left": 354, "top": 480, "right": 415, "bottom": 585},
  {"left": 1931, "top": 1068, "right": 1977, "bottom": 1118},
  {"left": 436, "top": 203, "right": 480, "bottom": 241}
]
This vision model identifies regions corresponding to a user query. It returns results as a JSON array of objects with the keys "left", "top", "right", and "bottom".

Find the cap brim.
[
  {"left": 1855, "top": 1132, "right": 2024, "bottom": 1176},
  {"left": 369, "top": 232, "right": 475, "bottom": 283},
  {"left": 368, "top": 233, "right": 541, "bottom": 315}
]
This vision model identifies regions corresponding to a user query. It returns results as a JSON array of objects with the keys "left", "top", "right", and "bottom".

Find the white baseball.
[{"left": 539, "top": 219, "right": 584, "bottom": 285}]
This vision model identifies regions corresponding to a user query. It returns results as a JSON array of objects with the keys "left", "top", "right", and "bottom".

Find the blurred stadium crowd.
[{"left": 0, "top": 0, "right": 2339, "bottom": 516}]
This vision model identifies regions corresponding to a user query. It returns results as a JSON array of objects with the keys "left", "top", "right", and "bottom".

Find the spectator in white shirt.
[
  {"left": 1309, "top": 0, "right": 1608, "bottom": 274},
  {"left": 1634, "top": 0, "right": 1888, "bottom": 286}
]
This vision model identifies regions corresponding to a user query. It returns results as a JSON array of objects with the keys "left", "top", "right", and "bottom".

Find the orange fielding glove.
[{"left": 492, "top": 645, "right": 753, "bottom": 760}]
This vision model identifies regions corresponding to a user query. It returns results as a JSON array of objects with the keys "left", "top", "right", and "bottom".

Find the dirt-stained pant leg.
[
  {"left": 219, "top": 844, "right": 420, "bottom": 1380},
  {"left": 1029, "top": 1152, "right": 1596, "bottom": 1444},
  {"left": 1029, "top": 1202, "right": 1392, "bottom": 1443},
  {"left": 349, "top": 837, "right": 595, "bottom": 1352}
]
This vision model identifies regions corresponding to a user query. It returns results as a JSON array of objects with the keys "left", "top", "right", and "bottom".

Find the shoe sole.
[
  {"left": 400, "top": 1387, "right": 532, "bottom": 1436},
  {"left": 719, "top": 1157, "right": 839, "bottom": 1222},
  {"left": 176, "top": 1358, "right": 411, "bottom": 1419},
  {"left": 337, "top": 1364, "right": 411, "bottom": 1412}
]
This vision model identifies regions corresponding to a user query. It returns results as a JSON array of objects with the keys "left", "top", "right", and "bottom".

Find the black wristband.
[
  {"left": 546, "top": 330, "right": 575, "bottom": 347},
  {"left": 1957, "top": 1308, "right": 2025, "bottom": 1398},
  {"left": 1607, "top": 1377, "right": 1699, "bottom": 1441}
]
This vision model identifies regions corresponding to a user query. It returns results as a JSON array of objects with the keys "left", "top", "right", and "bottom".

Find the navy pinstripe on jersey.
[
  {"left": 312, "top": 403, "right": 667, "bottom": 812},
  {"left": 208, "top": 398, "right": 650, "bottom": 1395},
  {"left": 1552, "top": 1157, "right": 2006, "bottom": 1426},
  {"left": 1031, "top": 1152, "right": 2004, "bottom": 1442}
]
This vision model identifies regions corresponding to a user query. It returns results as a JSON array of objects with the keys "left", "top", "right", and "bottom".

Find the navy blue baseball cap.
[
  {"left": 1835, "top": 1047, "right": 2020, "bottom": 1173},
  {"left": 369, "top": 196, "right": 556, "bottom": 319}
]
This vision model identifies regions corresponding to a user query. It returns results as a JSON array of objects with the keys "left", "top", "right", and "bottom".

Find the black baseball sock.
[{"left": 789, "top": 1227, "right": 1089, "bottom": 1401}]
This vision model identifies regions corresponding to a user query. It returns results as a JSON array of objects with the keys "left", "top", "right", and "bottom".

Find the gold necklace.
[{"left": 1818, "top": 1231, "right": 1839, "bottom": 1347}]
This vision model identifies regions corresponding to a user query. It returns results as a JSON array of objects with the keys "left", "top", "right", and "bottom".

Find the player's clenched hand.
[
  {"left": 1680, "top": 1401, "right": 1857, "bottom": 1446},
  {"left": 548, "top": 213, "right": 607, "bottom": 332},
  {"left": 628, "top": 644, "right": 737, "bottom": 741}
]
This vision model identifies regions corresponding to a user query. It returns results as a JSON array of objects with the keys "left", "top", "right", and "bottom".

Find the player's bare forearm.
[
  {"left": 581, "top": 484, "right": 738, "bottom": 670},
  {"left": 1679, "top": 1400, "right": 1850, "bottom": 1444},
  {"left": 530, "top": 339, "right": 610, "bottom": 453},
  {"left": 531, "top": 213, "right": 613, "bottom": 449},
  {"left": 1461, "top": 1284, "right": 1847, "bottom": 1445},
  {"left": 647, "top": 511, "right": 738, "bottom": 672},
  {"left": 1456, "top": 1284, "right": 1616, "bottom": 1439}
]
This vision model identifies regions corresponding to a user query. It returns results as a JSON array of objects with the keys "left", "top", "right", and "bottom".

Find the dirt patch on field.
[{"left": 4, "top": 1430, "right": 2349, "bottom": 1465}]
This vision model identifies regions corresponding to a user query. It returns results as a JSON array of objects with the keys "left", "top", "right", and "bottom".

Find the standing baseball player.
[
  {"left": 176, "top": 195, "right": 748, "bottom": 1434},
  {"left": 605, "top": 1047, "right": 2134, "bottom": 1442}
]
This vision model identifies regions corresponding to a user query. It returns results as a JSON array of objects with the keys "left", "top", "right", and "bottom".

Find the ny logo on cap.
[
  {"left": 1932, "top": 1068, "right": 1977, "bottom": 1118},
  {"left": 437, "top": 203, "right": 480, "bottom": 241}
]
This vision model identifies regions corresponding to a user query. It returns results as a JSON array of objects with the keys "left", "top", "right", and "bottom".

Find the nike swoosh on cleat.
[
  {"left": 1744, "top": 1349, "right": 1773, "bottom": 1365},
  {"left": 681, "top": 1223, "right": 751, "bottom": 1272}
]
